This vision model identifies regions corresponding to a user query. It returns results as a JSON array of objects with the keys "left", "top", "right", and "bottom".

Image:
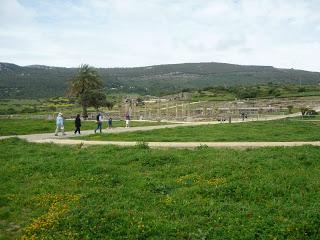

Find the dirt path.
[
  {"left": 1, "top": 122, "right": 209, "bottom": 141},
  {"left": 0, "top": 113, "right": 293, "bottom": 142},
  {"left": 0, "top": 111, "right": 315, "bottom": 149}
]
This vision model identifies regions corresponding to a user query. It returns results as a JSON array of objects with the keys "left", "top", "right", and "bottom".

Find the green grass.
[
  {"left": 79, "top": 119, "right": 320, "bottom": 142},
  {"left": 291, "top": 115, "right": 320, "bottom": 120},
  {"left": 0, "top": 119, "right": 169, "bottom": 136},
  {"left": 1, "top": 138, "right": 320, "bottom": 239}
]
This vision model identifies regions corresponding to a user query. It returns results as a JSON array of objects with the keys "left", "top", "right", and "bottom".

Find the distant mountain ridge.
[{"left": 0, "top": 61, "right": 319, "bottom": 98}]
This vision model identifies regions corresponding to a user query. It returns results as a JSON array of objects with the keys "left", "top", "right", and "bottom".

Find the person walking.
[
  {"left": 125, "top": 113, "right": 130, "bottom": 128},
  {"left": 55, "top": 113, "right": 65, "bottom": 136},
  {"left": 74, "top": 114, "right": 81, "bottom": 134},
  {"left": 108, "top": 117, "right": 112, "bottom": 129},
  {"left": 241, "top": 112, "right": 245, "bottom": 121},
  {"left": 95, "top": 112, "right": 102, "bottom": 133}
]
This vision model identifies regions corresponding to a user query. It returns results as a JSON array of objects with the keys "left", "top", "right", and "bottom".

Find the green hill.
[{"left": 0, "top": 62, "right": 320, "bottom": 98}]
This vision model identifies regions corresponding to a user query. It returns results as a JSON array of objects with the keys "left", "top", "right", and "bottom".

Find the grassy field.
[
  {"left": 78, "top": 119, "right": 320, "bottom": 142},
  {"left": 0, "top": 119, "right": 169, "bottom": 136},
  {"left": 292, "top": 115, "right": 320, "bottom": 120},
  {"left": 1, "top": 138, "right": 320, "bottom": 239}
]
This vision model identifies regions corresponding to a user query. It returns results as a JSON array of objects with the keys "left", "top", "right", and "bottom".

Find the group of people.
[
  {"left": 54, "top": 112, "right": 130, "bottom": 136},
  {"left": 94, "top": 112, "right": 114, "bottom": 133}
]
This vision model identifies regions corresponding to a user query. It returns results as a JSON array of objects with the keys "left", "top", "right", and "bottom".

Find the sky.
[{"left": 0, "top": 0, "right": 320, "bottom": 71}]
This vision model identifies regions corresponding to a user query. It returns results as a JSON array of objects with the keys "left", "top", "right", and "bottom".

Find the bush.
[
  {"left": 268, "top": 88, "right": 281, "bottom": 97},
  {"left": 135, "top": 141, "right": 150, "bottom": 149},
  {"left": 196, "top": 144, "right": 209, "bottom": 150},
  {"left": 306, "top": 110, "right": 318, "bottom": 118},
  {"left": 300, "top": 107, "right": 309, "bottom": 116},
  {"left": 47, "top": 105, "right": 57, "bottom": 111},
  {"left": 21, "top": 107, "right": 38, "bottom": 113},
  {"left": 7, "top": 108, "right": 17, "bottom": 114},
  {"left": 236, "top": 88, "right": 258, "bottom": 99},
  {"left": 287, "top": 105, "right": 294, "bottom": 114}
]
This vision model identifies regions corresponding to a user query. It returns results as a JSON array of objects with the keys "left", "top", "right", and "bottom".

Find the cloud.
[{"left": 0, "top": 0, "right": 319, "bottom": 71}]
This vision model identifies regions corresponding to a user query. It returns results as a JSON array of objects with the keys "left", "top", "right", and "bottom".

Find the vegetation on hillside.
[
  {"left": 188, "top": 83, "right": 320, "bottom": 101},
  {"left": 1, "top": 62, "right": 320, "bottom": 98}
]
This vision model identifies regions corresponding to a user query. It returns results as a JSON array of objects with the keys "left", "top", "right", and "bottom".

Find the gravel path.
[{"left": 1, "top": 111, "right": 315, "bottom": 149}]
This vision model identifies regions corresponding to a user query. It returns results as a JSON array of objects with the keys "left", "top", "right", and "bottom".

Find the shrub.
[
  {"left": 196, "top": 144, "right": 209, "bottom": 150},
  {"left": 300, "top": 107, "right": 309, "bottom": 116},
  {"left": 21, "top": 107, "right": 38, "bottom": 113},
  {"left": 7, "top": 107, "right": 17, "bottom": 114},
  {"left": 287, "top": 105, "right": 294, "bottom": 114},
  {"left": 306, "top": 109, "right": 318, "bottom": 118},
  {"left": 135, "top": 141, "right": 150, "bottom": 149},
  {"left": 236, "top": 88, "right": 258, "bottom": 99}
]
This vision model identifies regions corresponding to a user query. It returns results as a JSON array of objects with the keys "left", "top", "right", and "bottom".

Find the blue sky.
[{"left": 1, "top": 0, "right": 320, "bottom": 71}]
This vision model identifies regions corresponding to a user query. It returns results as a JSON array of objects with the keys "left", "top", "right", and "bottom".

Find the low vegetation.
[
  {"left": 189, "top": 84, "right": 320, "bottom": 101},
  {"left": 0, "top": 98, "right": 76, "bottom": 115},
  {"left": 1, "top": 138, "right": 319, "bottom": 239},
  {"left": 79, "top": 119, "right": 320, "bottom": 142},
  {"left": 1, "top": 62, "right": 320, "bottom": 98}
]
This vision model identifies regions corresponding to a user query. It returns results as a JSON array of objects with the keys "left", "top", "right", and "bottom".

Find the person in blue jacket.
[{"left": 55, "top": 112, "right": 66, "bottom": 136}]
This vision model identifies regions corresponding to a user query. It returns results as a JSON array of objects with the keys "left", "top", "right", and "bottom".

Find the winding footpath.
[{"left": 1, "top": 111, "right": 319, "bottom": 149}]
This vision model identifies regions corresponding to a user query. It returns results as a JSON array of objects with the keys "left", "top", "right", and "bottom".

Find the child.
[
  {"left": 108, "top": 117, "right": 112, "bottom": 129},
  {"left": 125, "top": 114, "right": 130, "bottom": 128}
]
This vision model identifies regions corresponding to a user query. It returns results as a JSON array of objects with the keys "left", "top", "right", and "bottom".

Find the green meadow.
[
  {"left": 79, "top": 119, "right": 320, "bottom": 142},
  {"left": 1, "top": 138, "right": 320, "bottom": 239}
]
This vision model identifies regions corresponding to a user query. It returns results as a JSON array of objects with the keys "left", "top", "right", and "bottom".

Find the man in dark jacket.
[
  {"left": 95, "top": 112, "right": 102, "bottom": 133},
  {"left": 74, "top": 114, "right": 81, "bottom": 134}
]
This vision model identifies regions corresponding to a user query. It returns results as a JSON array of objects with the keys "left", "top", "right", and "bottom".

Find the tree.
[
  {"left": 80, "top": 90, "right": 108, "bottom": 111},
  {"left": 236, "top": 87, "right": 258, "bottom": 99},
  {"left": 268, "top": 87, "right": 281, "bottom": 97},
  {"left": 67, "top": 64, "right": 105, "bottom": 117},
  {"left": 105, "top": 101, "right": 114, "bottom": 110}
]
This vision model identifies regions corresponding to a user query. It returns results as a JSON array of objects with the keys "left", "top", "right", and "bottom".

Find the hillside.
[{"left": 0, "top": 62, "right": 320, "bottom": 98}]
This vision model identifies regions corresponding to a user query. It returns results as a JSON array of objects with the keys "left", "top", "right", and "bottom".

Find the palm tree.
[{"left": 68, "top": 64, "right": 104, "bottom": 117}]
